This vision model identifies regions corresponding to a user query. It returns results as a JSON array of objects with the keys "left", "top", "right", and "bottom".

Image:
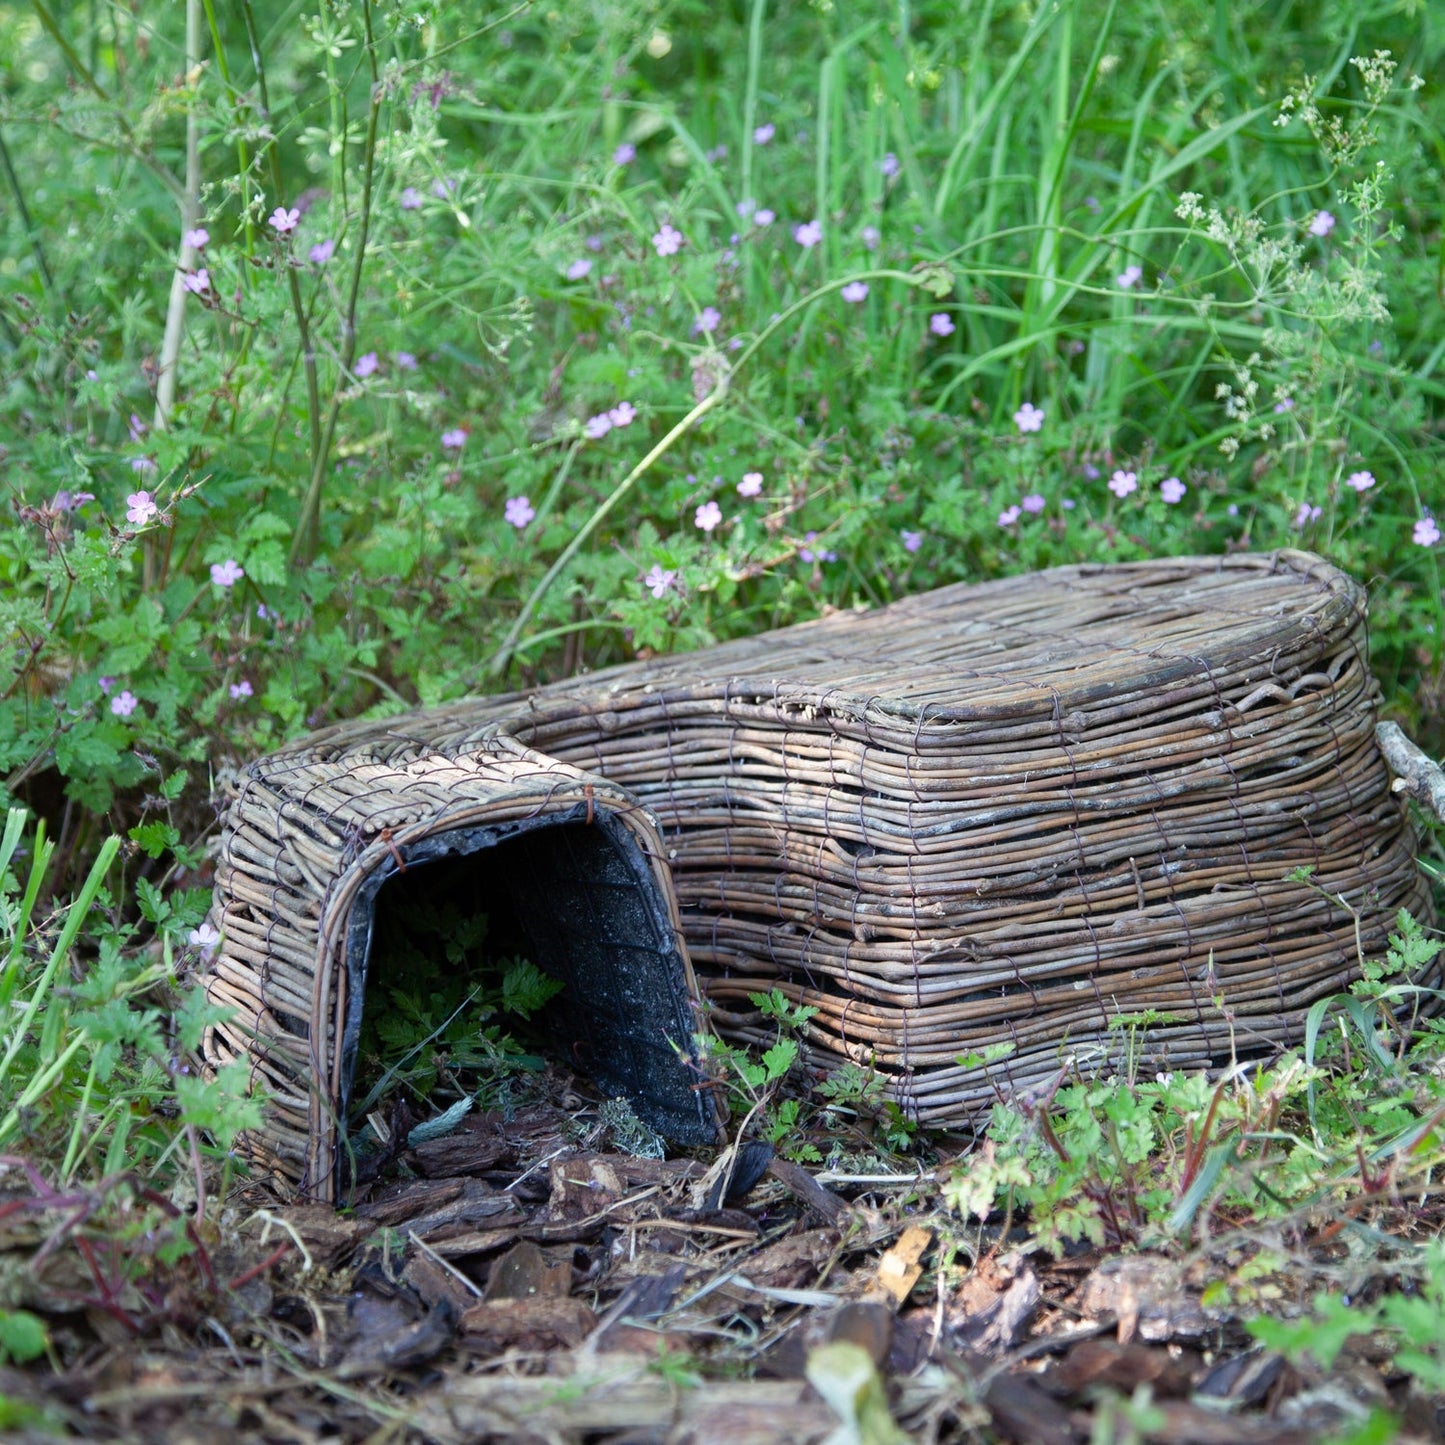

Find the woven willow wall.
[{"left": 205, "top": 551, "right": 1434, "bottom": 1200}]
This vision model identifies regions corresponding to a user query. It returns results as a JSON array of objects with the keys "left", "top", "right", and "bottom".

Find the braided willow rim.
[{"left": 204, "top": 551, "right": 1434, "bottom": 1201}]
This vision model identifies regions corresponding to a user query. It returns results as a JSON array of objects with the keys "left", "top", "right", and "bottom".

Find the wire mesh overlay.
[{"left": 204, "top": 551, "right": 1434, "bottom": 1200}]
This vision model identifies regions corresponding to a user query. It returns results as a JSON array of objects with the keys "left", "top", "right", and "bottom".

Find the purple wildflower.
[
  {"left": 1021, "top": 494, "right": 1046, "bottom": 514},
  {"left": 652, "top": 223, "right": 684, "bottom": 257},
  {"left": 998, "top": 505, "right": 1021, "bottom": 526},
  {"left": 1160, "top": 477, "right": 1187, "bottom": 504},
  {"left": 268, "top": 206, "right": 300, "bottom": 234},
  {"left": 644, "top": 565, "right": 677, "bottom": 599},
  {"left": 609, "top": 402, "right": 637, "bottom": 427},
  {"left": 753, "top": 122, "right": 776, "bottom": 145},
  {"left": 440, "top": 427, "right": 468, "bottom": 449},
  {"left": 584, "top": 413, "right": 613, "bottom": 440},
  {"left": 1309, "top": 210, "right": 1336, "bottom": 237},
  {"left": 229, "top": 680, "right": 253, "bottom": 700},
  {"left": 505, "top": 495, "right": 536, "bottom": 528},
  {"left": 210, "top": 558, "right": 244, "bottom": 588},
  {"left": 754, "top": 208, "right": 776, "bottom": 227},
  {"left": 793, "top": 219, "right": 823, "bottom": 249},
  {"left": 929, "top": 313, "right": 955, "bottom": 337},
  {"left": 1108, "top": 469, "right": 1138, "bottom": 498},
  {"left": 396, "top": 351, "right": 418, "bottom": 370},
  {"left": 1345, "top": 470, "right": 1375, "bottom": 492},
  {"left": 184, "top": 227, "right": 209, "bottom": 250},
  {"left": 126, "top": 491, "right": 158, "bottom": 525},
  {"left": 860, "top": 225, "right": 880, "bottom": 251},
  {"left": 693, "top": 306, "right": 722, "bottom": 334},
  {"left": 613, "top": 143, "right": 636, "bottom": 166},
  {"left": 840, "top": 281, "right": 869, "bottom": 303},
  {"left": 354, "top": 351, "right": 379, "bottom": 379},
  {"left": 188, "top": 922, "right": 221, "bottom": 956},
  {"left": 1013, "top": 402, "right": 1045, "bottom": 433},
  {"left": 880, "top": 152, "right": 900, "bottom": 178},
  {"left": 566, "top": 258, "right": 592, "bottom": 280},
  {"left": 309, "top": 238, "right": 335, "bottom": 265},
  {"left": 399, "top": 187, "right": 423, "bottom": 210},
  {"left": 737, "top": 472, "right": 763, "bottom": 497},
  {"left": 1117, "top": 264, "right": 1143, "bottom": 289},
  {"left": 1295, "top": 502, "right": 1322, "bottom": 527},
  {"left": 1415, "top": 517, "right": 1440, "bottom": 547},
  {"left": 111, "top": 689, "right": 139, "bottom": 718},
  {"left": 183, "top": 269, "right": 209, "bottom": 295},
  {"left": 695, "top": 500, "right": 723, "bottom": 533},
  {"left": 130, "top": 457, "right": 157, "bottom": 475},
  {"left": 901, "top": 529, "right": 923, "bottom": 553}
]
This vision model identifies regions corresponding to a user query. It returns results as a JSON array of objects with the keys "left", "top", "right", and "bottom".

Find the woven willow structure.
[{"left": 205, "top": 551, "right": 1433, "bottom": 1200}]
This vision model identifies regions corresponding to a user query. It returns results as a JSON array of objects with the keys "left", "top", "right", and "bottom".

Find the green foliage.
[
  {"left": 0, "top": 0, "right": 1441, "bottom": 847},
  {"left": 0, "top": 808, "right": 261, "bottom": 1185},
  {"left": 1247, "top": 1241, "right": 1445, "bottom": 1397},
  {"left": 0, "top": 1310, "right": 47, "bottom": 1366},
  {"left": 942, "top": 912, "right": 1445, "bottom": 1260},
  {"left": 352, "top": 890, "right": 564, "bottom": 1117}
]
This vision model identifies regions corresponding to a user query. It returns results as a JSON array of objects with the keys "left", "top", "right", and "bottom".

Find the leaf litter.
[{"left": 3, "top": 1065, "right": 1445, "bottom": 1444}]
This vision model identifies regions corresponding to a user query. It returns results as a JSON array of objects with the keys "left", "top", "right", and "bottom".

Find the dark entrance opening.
[{"left": 339, "top": 805, "right": 718, "bottom": 1195}]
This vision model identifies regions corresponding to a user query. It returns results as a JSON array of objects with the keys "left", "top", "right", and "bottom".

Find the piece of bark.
[
  {"left": 459, "top": 1296, "right": 597, "bottom": 1353},
  {"left": 1050, "top": 1337, "right": 1193, "bottom": 1399},
  {"left": 334, "top": 1298, "right": 457, "bottom": 1379},
  {"left": 766, "top": 1156, "right": 848, "bottom": 1224},
  {"left": 483, "top": 1240, "right": 571, "bottom": 1302},
  {"left": 1377, "top": 721, "right": 1445, "bottom": 822}
]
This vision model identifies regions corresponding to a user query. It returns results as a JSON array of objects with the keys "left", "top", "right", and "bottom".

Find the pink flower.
[
  {"left": 1160, "top": 477, "right": 1187, "bottom": 504},
  {"left": 754, "top": 208, "right": 776, "bottom": 227},
  {"left": 840, "top": 281, "right": 869, "bottom": 303},
  {"left": 505, "top": 495, "right": 536, "bottom": 528},
  {"left": 737, "top": 472, "right": 763, "bottom": 497},
  {"left": 210, "top": 558, "right": 244, "bottom": 588},
  {"left": 1309, "top": 210, "right": 1336, "bottom": 238},
  {"left": 1345, "top": 470, "right": 1375, "bottom": 492},
  {"left": 753, "top": 122, "right": 776, "bottom": 145},
  {"left": 584, "top": 412, "right": 613, "bottom": 439},
  {"left": 1117, "top": 264, "right": 1143, "bottom": 289},
  {"left": 929, "top": 313, "right": 955, "bottom": 337},
  {"left": 396, "top": 351, "right": 418, "bottom": 370},
  {"left": 128, "top": 413, "right": 148, "bottom": 442},
  {"left": 998, "top": 505, "right": 1021, "bottom": 526},
  {"left": 609, "top": 401, "right": 637, "bottom": 427},
  {"left": 184, "top": 227, "right": 209, "bottom": 250},
  {"left": 1021, "top": 493, "right": 1046, "bottom": 514},
  {"left": 1295, "top": 501, "right": 1322, "bottom": 527},
  {"left": 183, "top": 269, "right": 209, "bottom": 295},
  {"left": 229, "top": 679, "right": 253, "bottom": 700},
  {"left": 793, "top": 219, "right": 823, "bottom": 249},
  {"left": 1415, "top": 517, "right": 1440, "bottom": 547},
  {"left": 613, "top": 142, "right": 636, "bottom": 166},
  {"left": 566, "top": 258, "right": 592, "bottom": 280},
  {"left": 126, "top": 490, "right": 158, "bottom": 525},
  {"left": 354, "top": 351, "right": 379, "bottom": 378},
  {"left": 440, "top": 427, "right": 468, "bottom": 449},
  {"left": 1274, "top": 397, "right": 1295, "bottom": 413},
  {"left": 694, "top": 500, "right": 723, "bottom": 533},
  {"left": 693, "top": 306, "right": 722, "bottom": 334},
  {"left": 399, "top": 187, "right": 422, "bottom": 210},
  {"left": 98, "top": 677, "right": 113, "bottom": 694},
  {"left": 309, "top": 238, "right": 335, "bottom": 265},
  {"left": 901, "top": 529, "right": 923, "bottom": 552},
  {"left": 187, "top": 922, "right": 221, "bottom": 956},
  {"left": 1108, "top": 469, "right": 1138, "bottom": 498},
  {"left": 268, "top": 206, "right": 300, "bottom": 234},
  {"left": 1013, "top": 402, "right": 1045, "bottom": 433},
  {"left": 644, "top": 565, "right": 676, "bottom": 598},
  {"left": 110, "top": 689, "right": 139, "bottom": 718},
  {"left": 860, "top": 225, "right": 880, "bottom": 250},
  {"left": 652, "top": 223, "right": 684, "bottom": 257}
]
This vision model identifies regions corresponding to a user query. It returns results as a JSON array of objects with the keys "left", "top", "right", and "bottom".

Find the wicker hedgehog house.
[{"left": 205, "top": 551, "right": 1435, "bottom": 1201}]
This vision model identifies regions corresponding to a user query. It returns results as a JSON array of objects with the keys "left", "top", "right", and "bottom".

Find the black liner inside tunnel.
[{"left": 339, "top": 803, "right": 717, "bottom": 1193}]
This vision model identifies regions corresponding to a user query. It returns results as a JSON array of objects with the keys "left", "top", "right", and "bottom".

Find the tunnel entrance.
[{"left": 338, "top": 805, "right": 718, "bottom": 1193}]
